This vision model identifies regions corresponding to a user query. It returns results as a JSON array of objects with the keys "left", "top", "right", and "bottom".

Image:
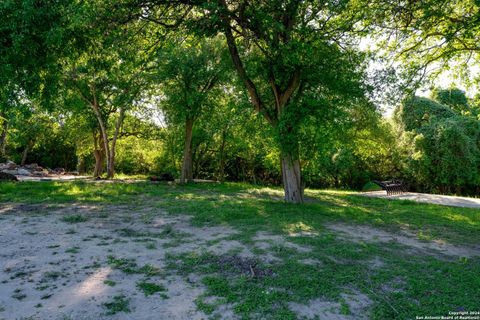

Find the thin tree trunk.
[
  {"left": 0, "top": 118, "right": 7, "bottom": 157},
  {"left": 21, "top": 140, "right": 34, "bottom": 166},
  {"left": 78, "top": 157, "right": 86, "bottom": 174},
  {"left": 180, "top": 117, "right": 194, "bottom": 184},
  {"left": 169, "top": 135, "right": 177, "bottom": 170},
  {"left": 280, "top": 150, "right": 304, "bottom": 203},
  {"left": 106, "top": 107, "right": 125, "bottom": 179},
  {"left": 218, "top": 130, "right": 227, "bottom": 182}
]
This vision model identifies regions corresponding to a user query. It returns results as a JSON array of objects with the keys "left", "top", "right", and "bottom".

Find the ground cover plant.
[{"left": 0, "top": 180, "right": 478, "bottom": 319}]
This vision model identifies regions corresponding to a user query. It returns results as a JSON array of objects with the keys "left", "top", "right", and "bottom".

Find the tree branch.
[{"left": 220, "top": 7, "right": 273, "bottom": 124}]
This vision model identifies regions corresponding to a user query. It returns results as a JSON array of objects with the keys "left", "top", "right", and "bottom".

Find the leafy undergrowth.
[{"left": 1, "top": 180, "right": 479, "bottom": 319}]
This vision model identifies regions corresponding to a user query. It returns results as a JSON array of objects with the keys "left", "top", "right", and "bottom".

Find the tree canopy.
[{"left": 1, "top": 0, "right": 479, "bottom": 200}]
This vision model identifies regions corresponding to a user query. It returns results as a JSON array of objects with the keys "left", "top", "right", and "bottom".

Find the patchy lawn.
[{"left": 0, "top": 181, "right": 479, "bottom": 319}]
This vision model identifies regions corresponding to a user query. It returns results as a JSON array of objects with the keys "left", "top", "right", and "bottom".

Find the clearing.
[{"left": 0, "top": 181, "right": 479, "bottom": 319}]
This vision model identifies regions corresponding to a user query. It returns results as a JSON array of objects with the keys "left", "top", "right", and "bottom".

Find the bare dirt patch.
[
  {"left": 361, "top": 191, "right": 480, "bottom": 209},
  {"left": 326, "top": 223, "right": 480, "bottom": 258},
  {"left": 288, "top": 290, "right": 372, "bottom": 320},
  {"left": 203, "top": 254, "right": 274, "bottom": 279},
  {"left": 1, "top": 203, "right": 324, "bottom": 319},
  {"left": 0, "top": 203, "right": 245, "bottom": 319}
]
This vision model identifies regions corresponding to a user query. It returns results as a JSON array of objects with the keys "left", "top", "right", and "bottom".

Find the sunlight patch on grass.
[
  {"left": 246, "top": 187, "right": 285, "bottom": 198},
  {"left": 444, "top": 213, "right": 478, "bottom": 225},
  {"left": 307, "top": 189, "right": 355, "bottom": 196},
  {"left": 175, "top": 193, "right": 207, "bottom": 201},
  {"left": 283, "top": 222, "right": 317, "bottom": 236}
]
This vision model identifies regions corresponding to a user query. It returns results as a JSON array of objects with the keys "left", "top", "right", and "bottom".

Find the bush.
[{"left": 362, "top": 181, "right": 382, "bottom": 192}]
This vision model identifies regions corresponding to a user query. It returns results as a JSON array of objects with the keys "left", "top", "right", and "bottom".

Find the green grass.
[
  {"left": 65, "top": 246, "right": 80, "bottom": 254},
  {"left": 103, "top": 280, "right": 116, "bottom": 287},
  {"left": 61, "top": 214, "right": 88, "bottom": 223},
  {"left": 103, "top": 295, "right": 130, "bottom": 315},
  {"left": 136, "top": 281, "right": 166, "bottom": 296},
  {"left": 362, "top": 181, "right": 383, "bottom": 192},
  {"left": 1, "top": 180, "right": 478, "bottom": 244},
  {"left": 12, "top": 289, "right": 26, "bottom": 301},
  {"left": 145, "top": 242, "right": 156, "bottom": 250},
  {"left": 1, "top": 180, "right": 479, "bottom": 319},
  {"left": 107, "top": 256, "right": 162, "bottom": 276}
]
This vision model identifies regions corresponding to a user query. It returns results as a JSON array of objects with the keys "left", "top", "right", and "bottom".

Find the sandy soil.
[
  {"left": 0, "top": 204, "right": 210, "bottom": 320},
  {"left": 0, "top": 203, "right": 311, "bottom": 320},
  {"left": 361, "top": 191, "right": 480, "bottom": 209},
  {"left": 288, "top": 290, "right": 372, "bottom": 320},
  {"left": 326, "top": 223, "right": 480, "bottom": 258}
]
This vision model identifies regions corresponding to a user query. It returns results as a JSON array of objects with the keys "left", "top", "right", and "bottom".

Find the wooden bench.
[{"left": 373, "top": 180, "right": 406, "bottom": 196}]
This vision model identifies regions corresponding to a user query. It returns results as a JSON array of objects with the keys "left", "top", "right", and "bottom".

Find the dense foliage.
[
  {"left": 395, "top": 91, "right": 480, "bottom": 195},
  {"left": 1, "top": 0, "right": 479, "bottom": 199}
]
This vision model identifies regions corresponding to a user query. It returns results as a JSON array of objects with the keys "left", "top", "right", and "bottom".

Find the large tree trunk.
[
  {"left": 90, "top": 101, "right": 111, "bottom": 179},
  {"left": 280, "top": 151, "right": 304, "bottom": 203},
  {"left": 93, "top": 149, "right": 105, "bottom": 177},
  {"left": 92, "top": 130, "right": 105, "bottom": 177},
  {"left": 180, "top": 117, "right": 194, "bottom": 183}
]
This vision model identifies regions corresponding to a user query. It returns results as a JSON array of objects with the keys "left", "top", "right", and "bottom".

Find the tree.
[
  {"left": 0, "top": 89, "right": 17, "bottom": 160},
  {"left": 395, "top": 96, "right": 456, "bottom": 132},
  {"left": 432, "top": 88, "right": 470, "bottom": 114},
  {"left": 0, "top": 0, "right": 72, "bottom": 161},
  {"left": 5, "top": 104, "right": 58, "bottom": 166},
  {"left": 62, "top": 14, "right": 153, "bottom": 178},
  {"left": 127, "top": 0, "right": 370, "bottom": 202},
  {"left": 155, "top": 37, "right": 227, "bottom": 183},
  {"left": 394, "top": 92, "right": 480, "bottom": 194},
  {"left": 367, "top": 0, "right": 480, "bottom": 85}
]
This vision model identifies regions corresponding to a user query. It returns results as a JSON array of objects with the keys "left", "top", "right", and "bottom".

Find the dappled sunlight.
[
  {"left": 245, "top": 187, "right": 285, "bottom": 199},
  {"left": 444, "top": 213, "right": 479, "bottom": 225},
  {"left": 233, "top": 192, "right": 283, "bottom": 201},
  {"left": 283, "top": 221, "right": 319, "bottom": 237},
  {"left": 307, "top": 189, "right": 356, "bottom": 197},
  {"left": 218, "top": 193, "right": 251, "bottom": 201},
  {"left": 312, "top": 193, "right": 354, "bottom": 208},
  {"left": 2, "top": 181, "right": 479, "bottom": 247},
  {"left": 60, "top": 184, "right": 84, "bottom": 196},
  {"left": 1, "top": 180, "right": 480, "bottom": 319},
  {"left": 174, "top": 192, "right": 208, "bottom": 200},
  {"left": 254, "top": 207, "right": 270, "bottom": 217}
]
